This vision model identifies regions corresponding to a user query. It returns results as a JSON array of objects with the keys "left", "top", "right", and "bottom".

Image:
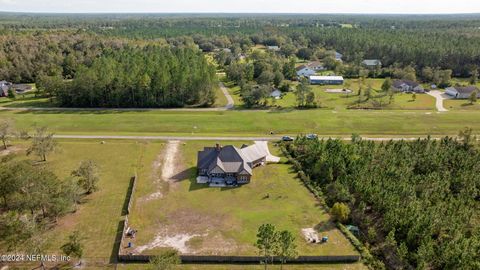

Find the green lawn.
[
  {"left": 224, "top": 78, "right": 435, "bottom": 111},
  {"left": 128, "top": 141, "right": 358, "bottom": 257},
  {"left": 0, "top": 91, "right": 54, "bottom": 108},
  {"left": 0, "top": 139, "right": 162, "bottom": 267},
  {"left": 1, "top": 109, "right": 479, "bottom": 137},
  {"left": 444, "top": 99, "right": 480, "bottom": 110}
]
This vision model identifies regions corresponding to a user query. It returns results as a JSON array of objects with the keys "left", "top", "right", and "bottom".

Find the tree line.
[
  {"left": 37, "top": 46, "right": 217, "bottom": 108},
  {"left": 285, "top": 132, "right": 480, "bottom": 270}
]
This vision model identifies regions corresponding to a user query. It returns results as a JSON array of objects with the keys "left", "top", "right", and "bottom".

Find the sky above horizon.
[{"left": 0, "top": 0, "right": 479, "bottom": 14}]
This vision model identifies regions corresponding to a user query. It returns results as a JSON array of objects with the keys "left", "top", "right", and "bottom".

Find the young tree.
[
  {"left": 7, "top": 88, "right": 16, "bottom": 99},
  {"left": 458, "top": 127, "right": 477, "bottom": 148},
  {"left": 411, "top": 93, "right": 417, "bottom": 102},
  {"left": 72, "top": 160, "right": 100, "bottom": 194},
  {"left": 61, "top": 231, "right": 84, "bottom": 266},
  {"left": 305, "top": 92, "right": 316, "bottom": 108},
  {"left": 381, "top": 78, "right": 393, "bottom": 92},
  {"left": 295, "top": 78, "right": 312, "bottom": 108},
  {"left": 331, "top": 202, "right": 351, "bottom": 223},
  {"left": 26, "top": 126, "right": 58, "bottom": 161},
  {"left": 0, "top": 119, "right": 15, "bottom": 150},
  {"left": 276, "top": 230, "right": 297, "bottom": 270},
  {"left": 469, "top": 90, "right": 477, "bottom": 105},
  {"left": 149, "top": 249, "right": 181, "bottom": 270},
  {"left": 255, "top": 224, "right": 278, "bottom": 270},
  {"left": 469, "top": 68, "right": 478, "bottom": 85}
]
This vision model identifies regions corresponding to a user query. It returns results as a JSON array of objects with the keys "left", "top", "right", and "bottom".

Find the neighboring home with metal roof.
[
  {"left": 270, "top": 89, "right": 282, "bottom": 99},
  {"left": 362, "top": 59, "right": 382, "bottom": 68},
  {"left": 445, "top": 86, "right": 480, "bottom": 99},
  {"left": 309, "top": 75, "right": 344, "bottom": 85},
  {"left": 296, "top": 65, "right": 316, "bottom": 77},
  {"left": 392, "top": 80, "right": 425, "bottom": 93},
  {"left": 267, "top": 45, "right": 280, "bottom": 51},
  {"left": 197, "top": 143, "right": 267, "bottom": 186}
]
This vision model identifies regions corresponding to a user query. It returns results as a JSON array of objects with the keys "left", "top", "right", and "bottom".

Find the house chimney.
[{"left": 215, "top": 143, "right": 221, "bottom": 151}]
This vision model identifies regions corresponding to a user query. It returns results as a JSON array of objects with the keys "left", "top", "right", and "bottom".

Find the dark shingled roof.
[
  {"left": 454, "top": 86, "right": 479, "bottom": 94},
  {"left": 197, "top": 145, "right": 252, "bottom": 175},
  {"left": 393, "top": 80, "right": 420, "bottom": 88}
]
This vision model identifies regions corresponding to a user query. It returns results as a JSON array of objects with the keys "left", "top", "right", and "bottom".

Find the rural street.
[
  {"left": 52, "top": 134, "right": 450, "bottom": 141},
  {"left": 427, "top": 90, "right": 450, "bottom": 112}
]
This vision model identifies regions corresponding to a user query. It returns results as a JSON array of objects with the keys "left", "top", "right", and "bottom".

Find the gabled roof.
[
  {"left": 362, "top": 59, "right": 382, "bottom": 66},
  {"left": 449, "top": 86, "right": 479, "bottom": 94},
  {"left": 296, "top": 65, "right": 308, "bottom": 71},
  {"left": 197, "top": 145, "right": 252, "bottom": 175},
  {"left": 393, "top": 80, "right": 420, "bottom": 88},
  {"left": 240, "top": 143, "right": 268, "bottom": 163}
]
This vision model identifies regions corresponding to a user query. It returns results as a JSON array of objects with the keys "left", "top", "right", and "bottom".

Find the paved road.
[
  {"left": 53, "top": 134, "right": 447, "bottom": 141},
  {"left": 427, "top": 90, "right": 449, "bottom": 112},
  {"left": 219, "top": 82, "right": 234, "bottom": 109}
]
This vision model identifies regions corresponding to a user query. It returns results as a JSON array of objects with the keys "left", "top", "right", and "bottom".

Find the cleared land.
[
  {"left": 127, "top": 141, "right": 358, "bottom": 257},
  {"left": 1, "top": 109, "right": 479, "bottom": 137}
]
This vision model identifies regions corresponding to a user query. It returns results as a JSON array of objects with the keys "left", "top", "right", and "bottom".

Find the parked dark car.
[
  {"left": 306, "top": 134, "right": 318, "bottom": 140},
  {"left": 282, "top": 136, "right": 294, "bottom": 142}
]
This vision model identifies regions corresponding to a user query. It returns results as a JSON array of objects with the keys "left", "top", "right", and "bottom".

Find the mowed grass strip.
[
  {"left": 1, "top": 109, "right": 479, "bottom": 136},
  {"left": 129, "top": 141, "right": 358, "bottom": 257},
  {"left": 117, "top": 262, "right": 368, "bottom": 270}
]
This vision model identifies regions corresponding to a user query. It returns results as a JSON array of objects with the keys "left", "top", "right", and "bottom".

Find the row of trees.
[
  {"left": 0, "top": 124, "right": 100, "bottom": 256},
  {"left": 255, "top": 224, "right": 297, "bottom": 270},
  {"left": 285, "top": 131, "right": 480, "bottom": 269},
  {"left": 36, "top": 46, "right": 217, "bottom": 108}
]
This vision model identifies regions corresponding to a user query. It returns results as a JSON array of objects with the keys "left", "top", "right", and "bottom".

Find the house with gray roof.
[
  {"left": 392, "top": 80, "right": 425, "bottom": 93},
  {"left": 0, "top": 81, "right": 12, "bottom": 97},
  {"left": 445, "top": 86, "right": 479, "bottom": 99},
  {"left": 197, "top": 143, "right": 267, "bottom": 186},
  {"left": 362, "top": 59, "right": 382, "bottom": 68}
]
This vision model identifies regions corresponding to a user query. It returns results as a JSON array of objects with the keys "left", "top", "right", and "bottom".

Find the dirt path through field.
[{"left": 161, "top": 140, "right": 180, "bottom": 181}]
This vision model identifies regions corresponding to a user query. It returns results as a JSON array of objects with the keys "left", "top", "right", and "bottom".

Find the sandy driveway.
[
  {"left": 427, "top": 90, "right": 450, "bottom": 112},
  {"left": 219, "top": 82, "right": 234, "bottom": 109}
]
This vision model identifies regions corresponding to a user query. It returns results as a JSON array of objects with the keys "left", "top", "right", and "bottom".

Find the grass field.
[
  {"left": 224, "top": 78, "right": 436, "bottom": 110},
  {"left": 1, "top": 109, "right": 479, "bottom": 137},
  {"left": 128, "top": 140, "right": 358, "bottom": 257},
  {"left": 444, "top": 99, "right": 480, "bottom": 110},
  {"left": 0, "top": 139, "right": 163, "bottom": 268}
]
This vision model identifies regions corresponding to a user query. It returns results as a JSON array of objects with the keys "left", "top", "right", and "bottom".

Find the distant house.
[
  {"left": 0, "top": 80, "right": 12, "bottom": 97},
  {"left": 267, "top": 45, "right": 280, "bottom": 51},
  {"left": 445, "top": 86, "right": 480, "bottom": 99},
  {"left": 362, "top": 59, "right": 382, "bottom": 68},
  {"left": 270, "top": 89, "right": 282, "bottom": 99},
  {"left": 197, "top": 144, "right": 267, "bottom": 186},
  {"left": 392, "top": 80, "right": 425, "bottom": 93},
  {"left": 309, "top": 75, "right": 344, "bottom": 85},
  {"left": 335, "top": 52, "right": 343, "bottom": 61},
  {"left": 296, "top": 65, "right": 316, "bottom": 77}
]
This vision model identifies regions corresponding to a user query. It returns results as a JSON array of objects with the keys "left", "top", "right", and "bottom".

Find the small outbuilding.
[{"left": 309, "top": 75, "right": 344, "bottom": 85}]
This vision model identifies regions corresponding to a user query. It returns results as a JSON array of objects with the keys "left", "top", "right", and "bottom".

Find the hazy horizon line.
[{"left": 1, "top": 10, "right": 480, "bottom": 16}]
